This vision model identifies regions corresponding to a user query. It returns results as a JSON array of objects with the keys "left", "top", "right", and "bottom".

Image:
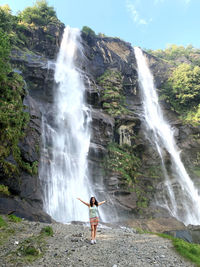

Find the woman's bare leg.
[
  {"left": 91, "top": 225, "right": 95, "bottom": 240},
  {"left": 94, "top": 225, "right": 97, "bottom": 240}
]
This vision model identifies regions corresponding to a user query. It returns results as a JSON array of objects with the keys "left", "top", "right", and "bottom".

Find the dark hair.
[{"left": 90, "top": 197, "right": 98, "bottom": 207}]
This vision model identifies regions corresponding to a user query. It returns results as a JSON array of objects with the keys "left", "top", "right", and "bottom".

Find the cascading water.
[
  {"left": 39, "top": 26, "right": 105, "bottom": 223},
  {"left": 134, "top": 47, "right": 200, "bottom": 225}
]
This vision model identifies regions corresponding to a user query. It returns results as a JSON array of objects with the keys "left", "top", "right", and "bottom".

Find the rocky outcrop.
[{"left": 20, "top": 22, "right": 65, "bottom": 59}]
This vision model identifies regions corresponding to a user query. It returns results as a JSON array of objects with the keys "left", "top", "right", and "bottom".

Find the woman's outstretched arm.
[
  {"left": 77, "top": 198, "right": 90, "bottom": 207},
  {"left": 98, "top": 200, "right": 106, "bottom": 206}
]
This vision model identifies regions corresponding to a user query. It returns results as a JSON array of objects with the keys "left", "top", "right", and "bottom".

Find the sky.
[{"left": 0, "top": 0, "right": 200, "bottom": 50}]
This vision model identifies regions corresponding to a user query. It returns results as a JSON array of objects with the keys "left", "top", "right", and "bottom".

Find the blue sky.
[{"left": 0, "top": 0, "right": 199, "bottom": 50}]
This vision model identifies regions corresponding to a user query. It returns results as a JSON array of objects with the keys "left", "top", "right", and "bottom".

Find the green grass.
[
  {"left": 0, "top": 216, "right": 8, "bottom": 228},
  {"left": 9, "top": 227, "right": 52, "bottom": 264},
  {"left": 0, "top": 228, "right": 15, "bottom": 246},
  {"left": 0, "top": 216, "right": 53, "bottom": 264},
  {"left": 8, "top": 214, "right": 22, "bottom": 223},
  {"left": 40, "top": 226, "right": 54, "bottom": 236},
  {"left": 15, "top": 235, "right": 46, "bottom": 263},
  {"left": 0, "top": 215, "right": 15, "bottom": 245},
  {"left": 157, "top": 233, "right": 200, "bottom": 266}
]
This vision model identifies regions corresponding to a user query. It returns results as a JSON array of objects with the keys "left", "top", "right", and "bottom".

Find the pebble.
[{"left": 0, "top": 220, "right": 195, "bottom": 267}]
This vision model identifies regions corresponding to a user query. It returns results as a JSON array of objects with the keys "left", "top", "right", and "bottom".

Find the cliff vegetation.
[{"left": 148, "top": 45, "right": 200, "bottom": 125}]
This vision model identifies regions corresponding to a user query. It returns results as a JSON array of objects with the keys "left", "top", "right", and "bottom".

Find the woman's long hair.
[{"left": 90, "top": 197, "right": 98, "bottom": 207}]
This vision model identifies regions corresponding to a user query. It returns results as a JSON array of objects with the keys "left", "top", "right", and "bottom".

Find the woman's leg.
[
  {"left": 91, "top": 225, "right": 95, "bottom": 240},
  {"left": 94, "top": 225, "right": 97, "bottom": 240}
]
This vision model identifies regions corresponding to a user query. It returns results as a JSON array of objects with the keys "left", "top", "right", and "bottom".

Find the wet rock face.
[{"left": 19, "top": 96, "right": 41, "bottom": 163}]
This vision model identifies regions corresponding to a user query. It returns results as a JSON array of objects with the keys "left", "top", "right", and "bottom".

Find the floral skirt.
[{"left": 90, "top": 216, "right": 99, "bottom": 226}]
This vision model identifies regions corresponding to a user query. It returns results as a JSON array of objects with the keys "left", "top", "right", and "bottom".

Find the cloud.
[{"left": 126, "top": 0, "right": 149, "bottom": 25}]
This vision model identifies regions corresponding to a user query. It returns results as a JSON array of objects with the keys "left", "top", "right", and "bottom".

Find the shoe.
[
  {"left": 94, "top": 240, "right": 96, "bottom": 244},
  {"left": 90, "top": 240, "right": 94, "bottom": 245}
]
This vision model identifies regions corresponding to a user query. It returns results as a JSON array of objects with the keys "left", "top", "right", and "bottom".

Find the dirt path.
[{"left": 0, "top": 219, "right": 193, "bottom": 267}]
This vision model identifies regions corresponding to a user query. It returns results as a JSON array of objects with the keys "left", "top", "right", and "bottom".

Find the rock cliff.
[{"left": 1, "top": 26, "right": 200, "bottom": 223}]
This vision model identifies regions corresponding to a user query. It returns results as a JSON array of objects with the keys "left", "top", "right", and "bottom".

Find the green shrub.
[
  {"left": 82, "top": 26, "right": 96, "bottom": 37},
  {"left": 0, "top": 29, "right": 32, "bottom": 176},
  {"left": 18, "top": 0, "right": 58, "bottom": 26},
  {"left": 97, "top": 70, "right": 128, "bottom": 116},
  {"left": 105, "top": 142, "right": 141, "bottom": 185},
  {"left": 0, "top": 5, "right": 14, "bottom": 34},
  {"left": 0, "top": 184, "right": 10, "bottom": 196},
  {"left": 147, "top": 44, "right": 200, "bottom": 66},
  {"left": 166, "top": 63, "right": 200, "bottom": 107},
  {"left": 40, "top": 226, "right": 53, "bottom": 236},
  {"left": 8, "top": 214, "right": 22, "bottom": 223},
  {"left": 24, "top": 245, "right": 39, "bottom": 256}
]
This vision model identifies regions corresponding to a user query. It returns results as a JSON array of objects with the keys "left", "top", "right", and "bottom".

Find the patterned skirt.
[{"left": 90, "top": 216, "right": 99, "bottom": 226}]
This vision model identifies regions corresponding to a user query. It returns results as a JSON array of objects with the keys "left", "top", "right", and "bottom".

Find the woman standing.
[{"left": 77, "top": 196, "right": 106, "bottom": 244}]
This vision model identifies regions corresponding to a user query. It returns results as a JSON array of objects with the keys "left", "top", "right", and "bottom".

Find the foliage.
[
  {"left": 97, "top": 69, "right": 128, "bottom": 116},
  {"left": 147, "top": 44, "right": 200, "bottom": 66},
  {"left": 0, "top": 1, "right": 62, "bottom": 49},
  {"left": 0, "top": 216, "right": 15, "bottom": 246},
  {"left": 0, "top": 30, "right": 11, "bottom": 81},
  {"left": 160, "top": 62, "right": 200, "bottom": 124},
  {"left": 147, "top": 44, "right": 200, "bottom": 124},
  {"left": 158, "top": 233, "right": 200, "bottom": 266},
  {"left": 180, "top": 104, "right": 200, "bottom": 125},
  {"left": 0, "top": 29, "right": 33, "bottom": 176},
  {"left": 98, "top": 32, "right": 107, "bottom": 37},
  {"left": 0, "top": 185, "right": 10, "bottom": 196},
  {"left": 0, "top": 5, "right": 14, "bottom": 33},
  {"left": 40, "top": 226, "right": 54, "bottom": 236},
  {"left": 0, "top": 69, "right": 29, "bottom": 176},
  {"left": 8, "top": 214, "right": 22, "bottom": 223},
  {"left": 0, "top": 5, "right": 26, "bottom": 46},
  {"left": 0, "top": 216, "right": 7, "bottom": 228},
  {"left": 106, "top": 142, "right": 141, "bottom": 185},
  {"left": 0, "top": 3, "right": 53, "bottom": 177},
  {"left": 18, "top": 0, "right": 58, "bottom": 26},
  {"left": 168, "top": 63, "right": 200, "bottom": 106},
  {"left": 82, "top": 26, "right": 96, "bottom": 36},
  {"left": 16, "top": 234, "right": 46, "bottom": 263}
]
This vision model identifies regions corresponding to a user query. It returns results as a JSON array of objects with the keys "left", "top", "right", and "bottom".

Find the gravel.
[{"left": 0, "top": 220, "right": 194, "bottom": 267}]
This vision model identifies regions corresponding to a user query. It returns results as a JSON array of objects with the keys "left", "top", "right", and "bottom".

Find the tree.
[
  {"left": 0, "top": 30, "right": 11, "bottom": 84},
  {"left": 165, "top": 63, "right": 200, "bottom": 107},
  {"left": 0, "top": 5, "right": 14, "bottom": 32},
  {"left": 82, "top": 26, "right": 96, "bottom": 37},
  {"left": 18, "top": 0, "right": 57, "bottom": 26}
]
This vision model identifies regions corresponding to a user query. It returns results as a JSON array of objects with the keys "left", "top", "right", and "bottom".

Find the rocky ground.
[{"left": 0, "top": 217, "right": 194, "bottom": 267}]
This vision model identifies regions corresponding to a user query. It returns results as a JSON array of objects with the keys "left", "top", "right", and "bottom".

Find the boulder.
[{"left": 0, "top": 195, "right": 52, "bottom": 222}]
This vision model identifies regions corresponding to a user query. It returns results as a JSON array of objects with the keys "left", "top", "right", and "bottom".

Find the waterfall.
[
  {"left": 39, "top": 26, "right": 103, "bottom": 223},
  {"left": 134, "top": 47, "right": 200, "bottom": 225}
]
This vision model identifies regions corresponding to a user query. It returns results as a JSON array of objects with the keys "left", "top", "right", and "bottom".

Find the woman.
[{"left": 77, "top": 196, "right": 106, "bottom": 244}]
